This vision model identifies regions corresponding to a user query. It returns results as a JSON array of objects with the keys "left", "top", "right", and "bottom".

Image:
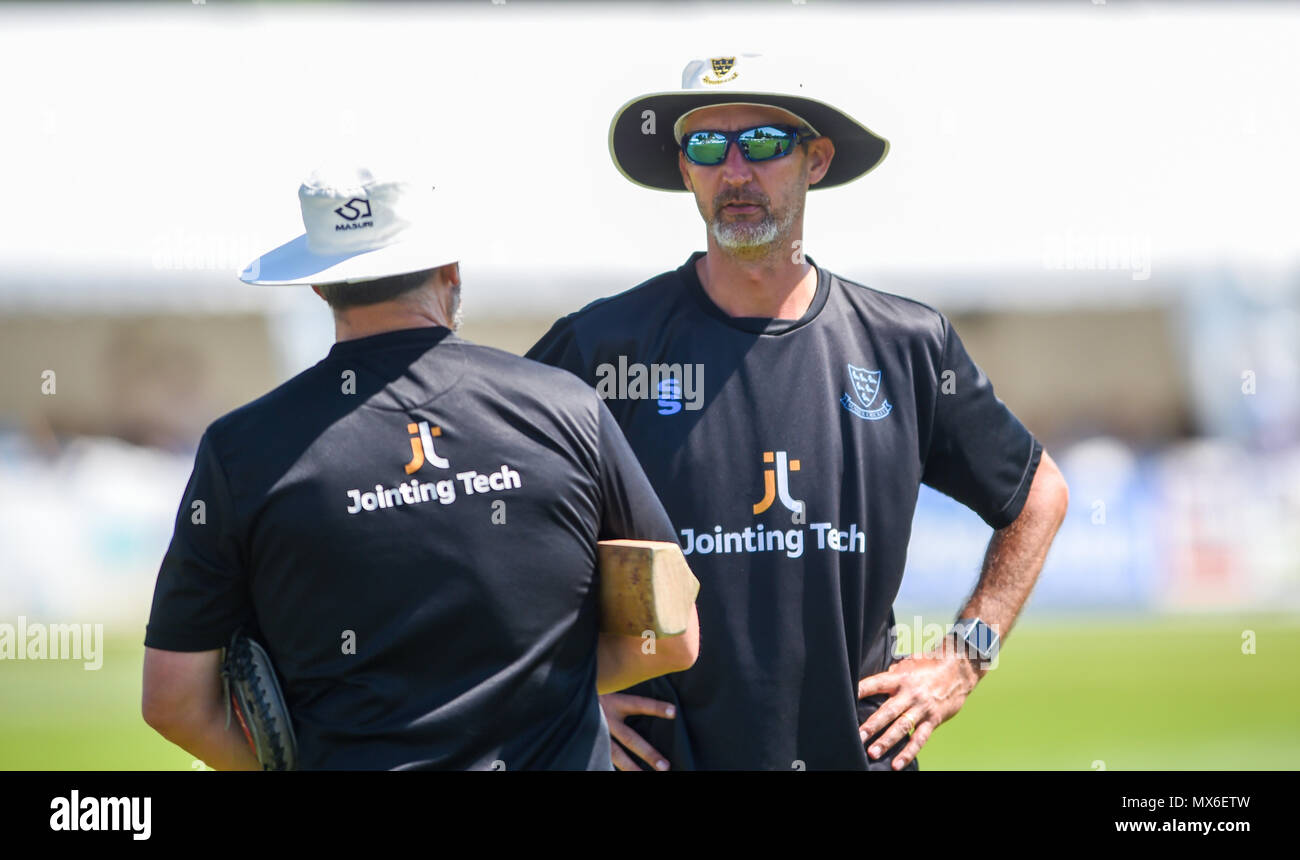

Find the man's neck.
[
  {"left": 695, "top": 242, "right": 818, "bottom": 320},
  {"left": 332, "top": 307, "right": 450, "bottom": 343}
]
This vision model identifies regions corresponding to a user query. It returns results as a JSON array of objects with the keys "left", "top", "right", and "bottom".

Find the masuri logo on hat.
[
  {"left": 608, "top": 53, "right": 889, "bottom": 193},
  {"left": 240, "top": 166, "right": 460, "bottom": 287}
]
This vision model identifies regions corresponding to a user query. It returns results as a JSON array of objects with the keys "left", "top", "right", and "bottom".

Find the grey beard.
[
  {"left": 710, "top": 215, "right": 780, "bottom": 250},
  {"left": 708, "top": 203, "right": 800, "bottom": 258},
  {"left": 449, "top": 284, "right": 463, "bottom": 332}
]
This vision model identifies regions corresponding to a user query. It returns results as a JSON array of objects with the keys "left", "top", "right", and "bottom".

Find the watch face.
[
  {"left": 956, "top": 619, "right": 998, "bottom": 659},
  {"left": 971, "top": 623, "right": 997, "bottom": 657}
]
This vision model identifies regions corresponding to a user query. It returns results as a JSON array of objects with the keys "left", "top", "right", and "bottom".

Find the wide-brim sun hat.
[
  {"left": 609, "top": 53, "right": 889, "bottom": 192},
  {"left": 240, "top": 166, "right": 459, "bottom": 286}
]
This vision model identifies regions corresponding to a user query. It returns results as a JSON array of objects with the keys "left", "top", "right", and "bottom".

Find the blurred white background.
[{"left": 0, "top": 1, "right": 1296, "bottom": 625}]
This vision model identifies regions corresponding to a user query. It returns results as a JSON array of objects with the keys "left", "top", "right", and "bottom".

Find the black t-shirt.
[
  {"left": 527, "top": 252, "right": 1042, "bottom": 770},
  {"left": 145, "top": 326, "right": 677, "bottom": 770}
]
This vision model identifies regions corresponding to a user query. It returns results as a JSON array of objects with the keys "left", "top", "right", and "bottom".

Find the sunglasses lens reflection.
[
  {"left": 742, "top": 129, "right": 793, "bottom": 161},
  {"left": 686, "top": 133, "right": 729, "bottom": 164},
  {"left": 684, "top": 127, "right": 799, "bottom": 164}
]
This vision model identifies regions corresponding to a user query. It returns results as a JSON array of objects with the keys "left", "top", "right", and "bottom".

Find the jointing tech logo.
[
  {"left": 404, "top": 420, "right": 449, "bottom": 473},
  {"left": 752, "top": 450, "right": 804, "bottom": 518},
  {"left": 345, "top": 420, "right": 523, "bottom": 515},
  {"left": 679, "top": 450, "right": 866, "bottom": 559}
]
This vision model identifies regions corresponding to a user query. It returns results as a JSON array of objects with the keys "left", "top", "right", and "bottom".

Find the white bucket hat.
[
  {"left": 609, "top": 53, "right": 889, "bottom": 192},
  {"left": 240, "top": 166, "right": 459, "bottom": 286}
]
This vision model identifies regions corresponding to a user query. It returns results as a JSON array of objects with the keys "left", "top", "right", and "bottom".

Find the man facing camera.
[{"left": 529, "top": 55, "right": 1068, "bottom": 770}]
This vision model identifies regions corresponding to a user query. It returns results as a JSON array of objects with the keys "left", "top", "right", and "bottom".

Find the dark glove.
[{"left": 221, "top": 629, "right": 298, "bottom": 771}]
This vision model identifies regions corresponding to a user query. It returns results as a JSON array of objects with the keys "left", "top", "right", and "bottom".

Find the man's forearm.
[
  {"left": 152, "top": 706, "right": 265, "bottom": 771},
  {"left": 596, "top": 604, "right": 700, "bottom": 694},
  {"left": 142, "top": 648, "right": 263, "bottom": 771},
  {"left": 950, "top": 451, "right": 1069, "bottom": 681}
]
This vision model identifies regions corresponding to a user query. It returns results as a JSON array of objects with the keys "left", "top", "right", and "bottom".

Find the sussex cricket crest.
[
  {"left": 841, "top": 364, "right": 893, "bottom": 421},
  {"left": 702, "top": 57, "right": 739, "bottom": 84}
]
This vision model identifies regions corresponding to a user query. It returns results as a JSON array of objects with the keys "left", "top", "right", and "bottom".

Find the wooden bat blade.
[{"left": 597, "top": 540, "right": 700, "bottom": 637}]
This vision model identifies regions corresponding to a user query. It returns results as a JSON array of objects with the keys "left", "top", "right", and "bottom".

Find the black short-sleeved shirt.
[
  {"left": 527, "top": 252, "right": 1042, "bottom": 770},
  {"left": 145, "top": 326, "right": 677, "bottom": 770}
]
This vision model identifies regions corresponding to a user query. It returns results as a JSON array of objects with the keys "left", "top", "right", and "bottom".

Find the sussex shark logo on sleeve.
[{"left": 840, "top": 364, "right": 893, "bottom": 421}]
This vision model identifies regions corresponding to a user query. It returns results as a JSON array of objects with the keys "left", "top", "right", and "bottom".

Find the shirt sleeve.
[
  {"left": 921, "top": 316, "right": 1042, "bottom": 530},
  {"left": 525, "top": 316, "right": 589, "bottom": 380},
  {"left": 593, "top": 398, "right": 678, "bottom": 544},
  {"left": 144, "top": 429, "right": 252, "bottom": 651}
]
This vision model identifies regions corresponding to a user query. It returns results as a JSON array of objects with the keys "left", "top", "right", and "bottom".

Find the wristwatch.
[{"left": 950, "top": 617, "right": 1000, "bottom": 665}]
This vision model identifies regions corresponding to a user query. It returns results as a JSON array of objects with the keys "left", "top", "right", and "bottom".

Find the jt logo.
[
  {"left": 404, "top": 421, "right": 449, "bottom": 474},
  {"left": 753, "top": 451, "right": 805, "bottom": 523}
]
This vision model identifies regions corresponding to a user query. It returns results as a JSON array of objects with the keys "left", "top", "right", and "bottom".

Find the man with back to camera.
[
  {"left": 528, "top": 54, "right": 1069, "bottom": 770},
  {"left": 141, "top": 166, "right": 699, "bottom": 770}
]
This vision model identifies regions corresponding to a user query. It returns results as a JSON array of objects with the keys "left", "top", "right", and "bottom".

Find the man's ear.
[
  {"left": 440, "top": 262, "right": 461, "bottom": 288},
  {"left": 310, "top": 285, "right": 324, "bottom": 300},
  {"left": 678, "top": 151, "right": 695, "bottom": 193},
  {"left": 805, "top": 137, "right": 836, "bottom": 186}
]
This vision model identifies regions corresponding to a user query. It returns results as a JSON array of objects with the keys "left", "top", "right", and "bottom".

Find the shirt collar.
[
  {"left": 678, "top": 250, "right": 831, "bottom": 335},
  {"left": 326, "top": 325, "right": 456, "bottom": 360}
]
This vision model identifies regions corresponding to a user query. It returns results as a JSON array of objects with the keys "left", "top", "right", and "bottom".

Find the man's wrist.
[{"left": 935, "top": 634, "right": 988, "bottom": 687}]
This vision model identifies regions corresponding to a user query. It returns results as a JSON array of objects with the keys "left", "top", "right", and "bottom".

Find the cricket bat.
[{"left": 598, "top": 540, "right": 700, "bottom": 637}]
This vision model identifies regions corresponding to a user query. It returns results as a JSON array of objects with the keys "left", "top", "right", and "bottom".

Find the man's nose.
[{"left": 719, "top": 140, "right": 755, "bottom": 185}]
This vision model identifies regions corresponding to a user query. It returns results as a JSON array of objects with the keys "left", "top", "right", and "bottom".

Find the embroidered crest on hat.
[{"left": 703, "top": 57, "right": 738, "bottom": 84}]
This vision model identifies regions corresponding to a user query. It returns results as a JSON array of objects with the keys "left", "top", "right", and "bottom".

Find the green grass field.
[
  {"left": 1, "top": 614, "right": 1296, "bottom": 770},
  {"left": 918, "top": 614, "right": 1300, "bottom": 770}
]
